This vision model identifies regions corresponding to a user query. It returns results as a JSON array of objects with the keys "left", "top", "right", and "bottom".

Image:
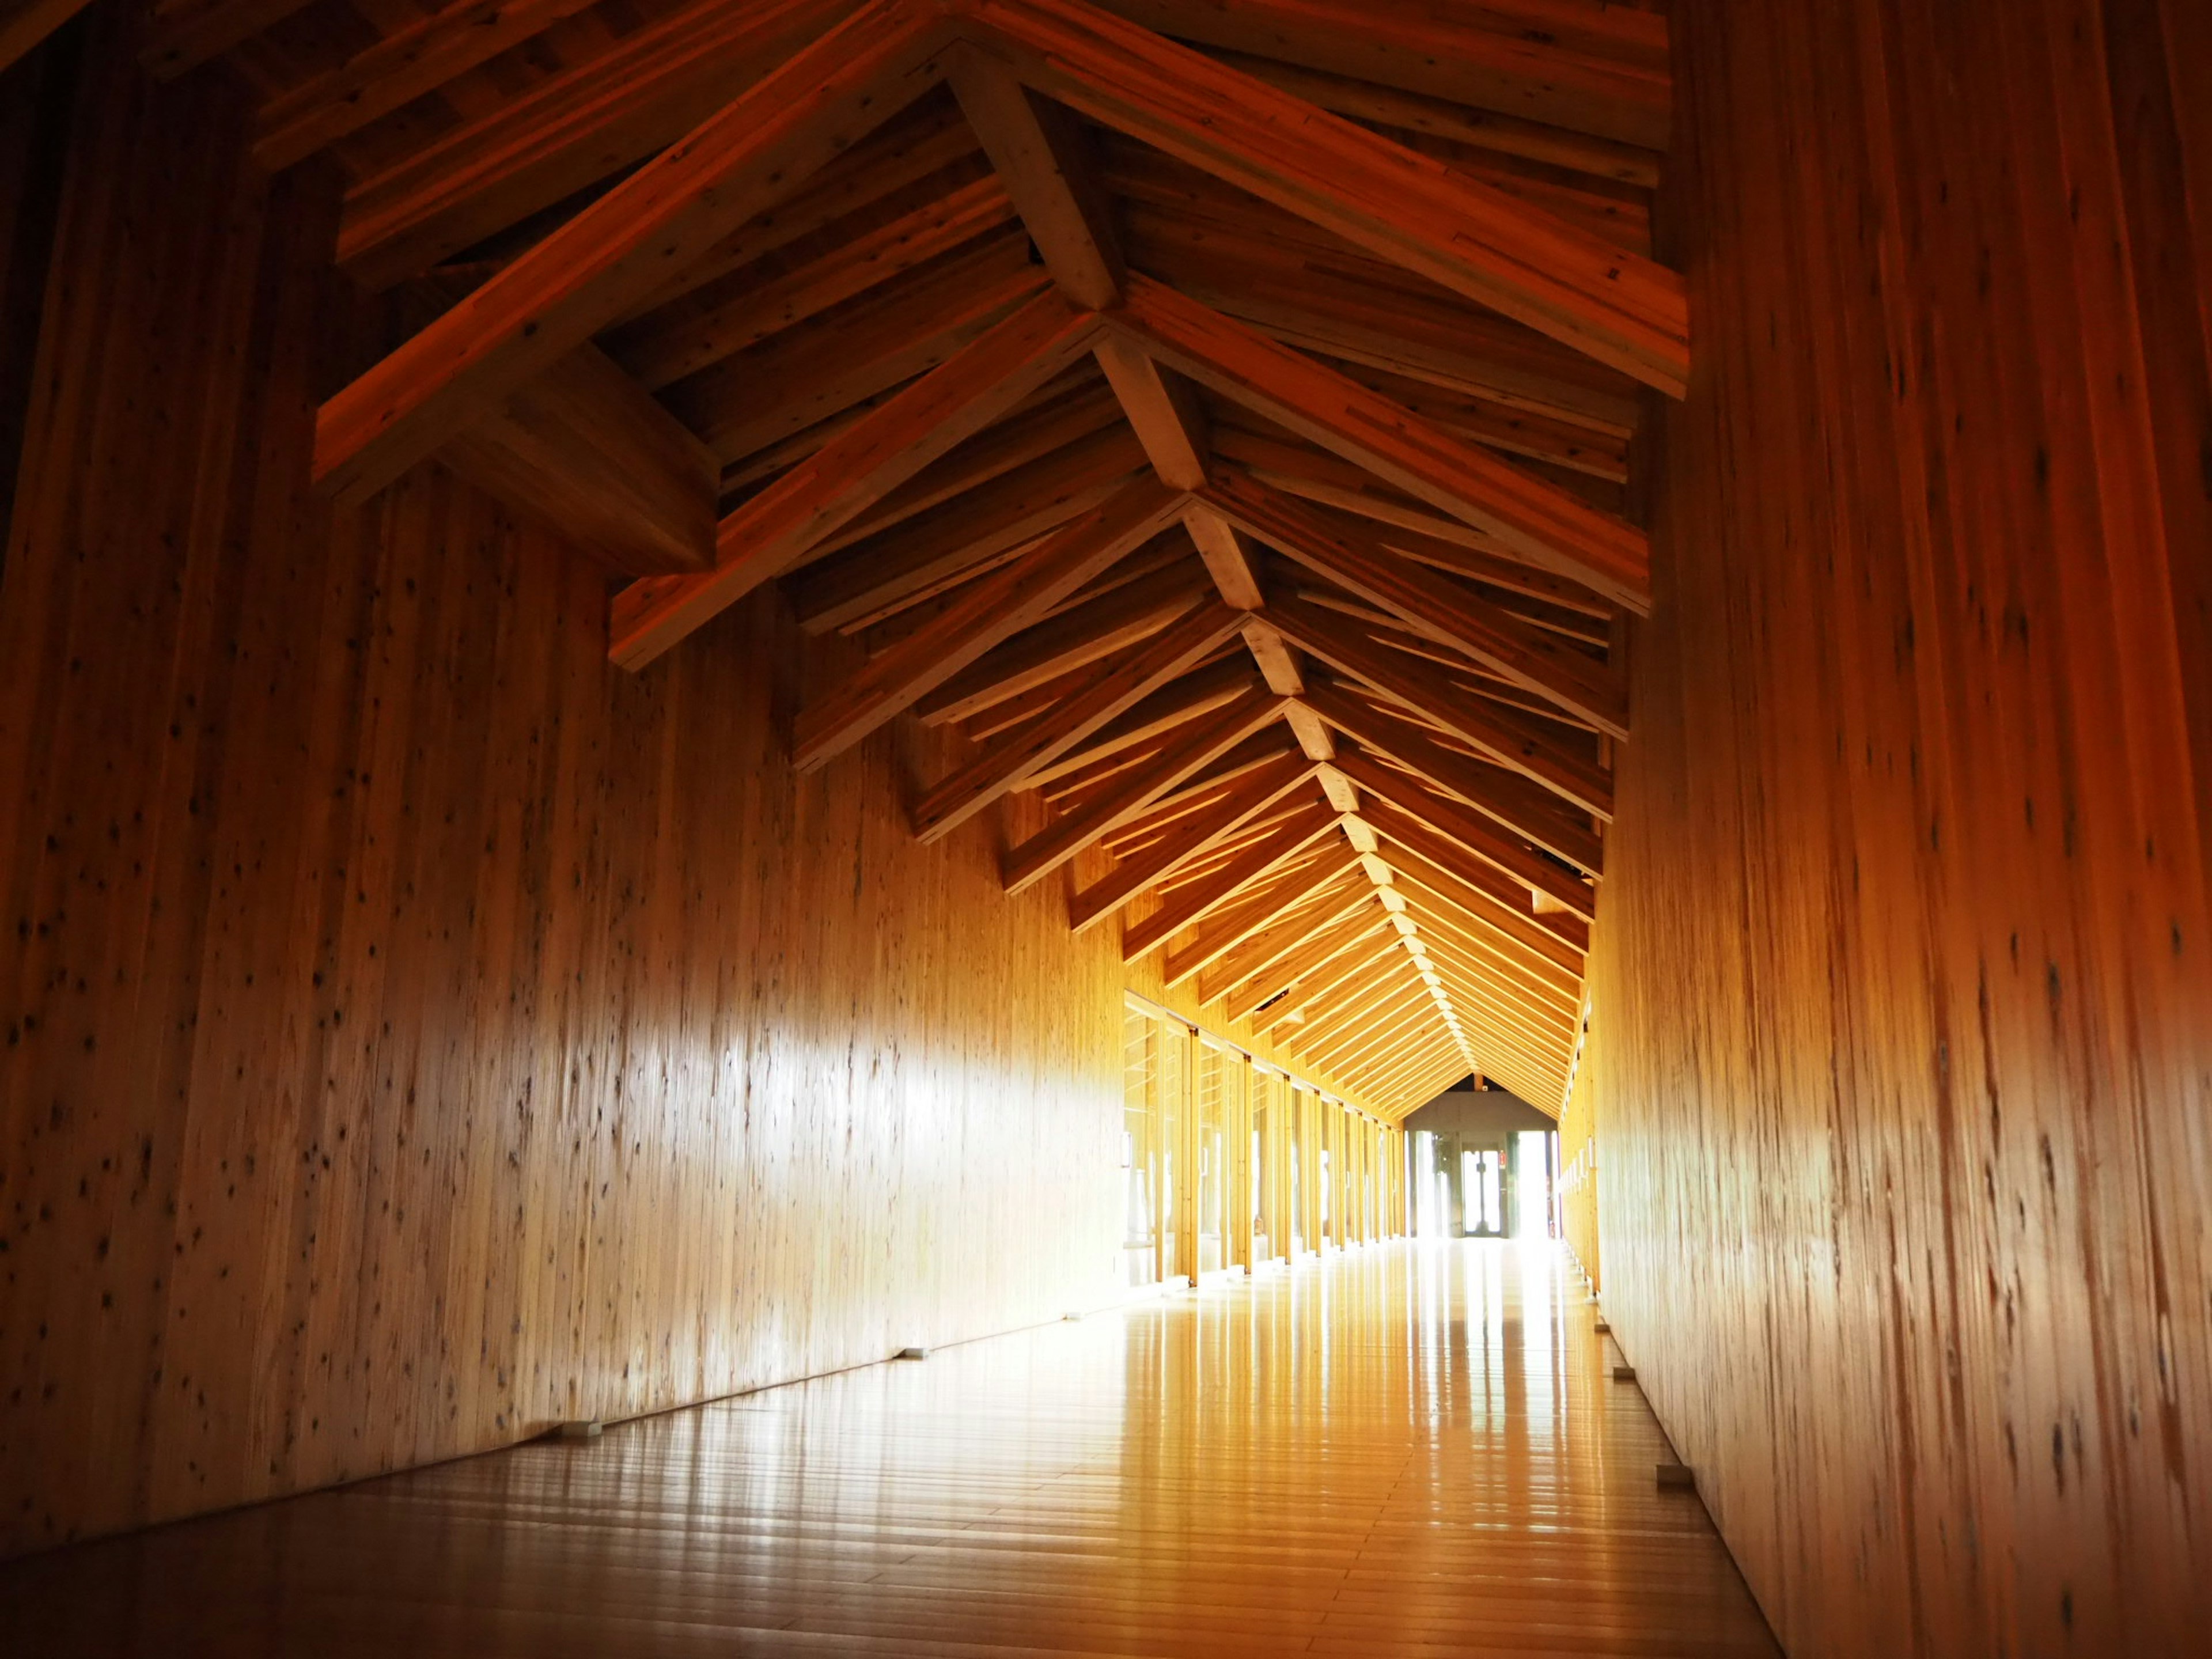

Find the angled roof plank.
[
  {"left": 1266, "top": 592, "right": 1613, "bottom": 820},
  {"left": 915, "top": 551, "right": 1210, "bottom": 725},
  {"left": 1158, "top": 850, "right": 1358, "bottom": 987},
  {"left": 612, "top": 288, "right": 1107, "bottom": 669},
  {"left": 614, "top": 176, "right": 1021, "bottom": 391},
  {"left": 964, "top": 0, "right": 1687, "bottom": 391},
  {"left": 316, "top": 0, "right": 952, "bottom": 503},
  {"left": 1204, "top": 469, "right": 1628, "bottom": 736},
  {"left": 913, "top": 599, "right": 1245, "bottom": 841},
  {"left": 1141, "top": 836, "right": 1344, "bottom": 982},
  {"left": 1300, "top": 679, "right": 1606, "bottom": 874},
  {"left": 1068, "top": 749, "right": 1315, "bottom": 931},
  {"left": 142, "top": 0, "right": 315, "bottom": 79},
  {"left": 252, "top": 0, "right": 604, "bottom": 172},
  {"left": 1088, "top": 0, "right": 1671, "bottom": 150},
  {"left": 1343, "top": 762, "right": 1594, "bottom": 929},
  {"left": 1382, "top": 847, "right": 1584, "bottom": 981},
  {"left": 1, "top": 0, "right": 90, "bottom": 78},
  {"left": 1024, "top": 657, "right": 1261, "bottom": 791},
  {"left": 1276, "top": 945, "right": 1430, "bottom": 1044},
  {"left": 336, "top": 0, "right": 885, "bottom": 288},
  {"left": 1189, "top": 870, "right": 1375, "bottom": 999},
  {"left": 793, "top": 427, "right": 1149, "bottom": 637},
  {"left": 1107, "top": 276, "right": 1650, "bottom": 609},
  {"left": 793, "top": 475, "right": 1187, "bottom": 768},
  {"left": 1003, "top": 684, "right": 1285, "bottom": 891},
  {"left": 1237, "top": 915, "right": 1393, "bottom": 1027},
  {"left": 1403, "top": 900, "right": 1583, "bottom": 1018},
  {"left": 1352, "top": 782, "right": 1593, "bottom": 941},
  {"left": 440, "top": 344, "right": 718, "bottom": 578}
]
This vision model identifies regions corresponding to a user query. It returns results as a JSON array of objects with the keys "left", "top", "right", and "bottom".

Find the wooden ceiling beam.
[
  {"left": 1191, "top": 872, "right": 1375, "bottom": 1001},
  {"left": 1, "top": 0, "right": 89, "bottom": 78},
  {"left": 1266, "top": 591, "right": 1612, "bottom": 820},
  {"left": 1087, "top": 1, "right": 1671, "bottom": 149},
  {"left": 1212, "top": 430, "right": 1616, "bottom": 615},
  {"left": 1325, "top": 976, "right": 1468, "bottom": 1078},
  {"left": 1422, "top": 956, "right": 1577, "bottom": 1058},
  {"left": 792, "top": 474, "right": 1186, "bottom": 768},
  {"left": 948, "top": 51, "right": 1273, "bottom": 630},
  {"left": 668, "top": 232, "right": 1045, "bottom": 465},
  {"left": 1163, "top": 855, "right": 1358, "bottom": 988},
  {"left": 1273, "top": 945, "right": 1428, "bottom": 1046},
  {"left": 1113, "top": 279, "right": 1649, "bottom": 611},
  {"left": 964, "top": 0, "right": 1687, "bottom": 391},
  {"left": 1205, "top": 49, "right": 1662, "bottom": 190},
  {"left": 620, "top": 98, "right": 987, "bottom": 324},
  {"left": 1353, "top": 782, "right": 1592, "bottom": 942},
  {"left": 1292, "top": 979, "right": 1440, "bottom": 1076},
  {"left": 916, "top": 550, "right": 1209, "bottom": 724},
  {"left": 614, "top": 176, "right": 1021, "bottom": 391},
  {"left": 440, "top": 344, "right": 718, "bottom": 578},
  {"left": 1202, "top": 469, "right": 1628, "bottom": 736},
  {"left": 1025, "top": 657, "right": 1259, "bottom": 793},
  {"left": 1379, "top": 843, "right": 1583, "bottom": 980},
  {"left": 1313, "top": 681, "right": 1606, "bottom": 874},
  {"left": 252, "top": 0, "right": 601, "bottom": 172},
  {"left": 914, "top": 600, "right": 1244, "bottom": 841},
  {"left": 1119, "top": 798, "right": 1339, "bottom": 960},
  {"left": 613, "top": 287, "right": 1106, "bottom": 670},
  {"left": 795, "top": 426, "right": 1148, "bottom": 637},
  {"left": 142, "top": 0, "right": 314, "bottom": 79},
  {"left": 1399, "top": 900, "right": 1581, "bottom": 1020},
  {"left": 1317, "top": 1002, "right": 1456, "bottom": 1089},
  {"left": 1006, "top": 684, "right": 1285, "bottom": 892},
  {"left": 1094, "top": 730, "right": 1300, "bottom": 842},
  {"left": 335, "top": 0, "right": 882, "bottom": 288},
  {"left": 1115, "top": 190, "right": 1642, "bottom": 436},
  {"left": 1237, "top": 915, "right": 1393, "bottom": 1027},
  {"left": 1416, "top": 929, "right": 1580, "bottom": 1034},
  {"left": 1069, "top": 749, "right": 1314, "bottom": 931},
  {"left": 315, "top": 0, "right": 951, "bottom": 504},
  {"left": 814, "top": 376, "right": 1121, "bottom": 564}
]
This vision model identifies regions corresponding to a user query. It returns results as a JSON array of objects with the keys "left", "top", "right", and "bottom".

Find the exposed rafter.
[{"left": 211, "top": 0, "right": 1684, "bottom": 1115}]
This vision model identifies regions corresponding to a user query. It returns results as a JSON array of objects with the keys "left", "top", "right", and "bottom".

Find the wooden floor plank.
[{"left": 1, "top": 1242, "right": 1779, "bottom": 1658}]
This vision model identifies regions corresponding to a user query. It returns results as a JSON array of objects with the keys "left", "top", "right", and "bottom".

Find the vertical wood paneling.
[
  {"left": 1578, "top": 1, "right": 2212, "bottom": 1652},
  {"left": 0, "top": 36, "right": 1127, "bottom": 1557}
]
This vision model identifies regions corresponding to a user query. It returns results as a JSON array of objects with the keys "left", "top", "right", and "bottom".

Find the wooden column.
[{"left": 1175, "top": 1023, "right": 1199, "bottom": 1283}]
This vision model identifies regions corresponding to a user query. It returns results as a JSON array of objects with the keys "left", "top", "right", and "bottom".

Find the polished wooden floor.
[{"left": 2, "top": 1242, "right": 1779, "bottom": 1657}]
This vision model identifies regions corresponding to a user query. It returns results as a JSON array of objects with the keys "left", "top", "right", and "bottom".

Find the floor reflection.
[{"left": 2, "top": 1241, "right": 1778, "bottom": 1656}]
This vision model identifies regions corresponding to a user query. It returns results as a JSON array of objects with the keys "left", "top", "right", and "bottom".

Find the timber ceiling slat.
[
  {"left": 331, "top": 0, "right": 882, "bottom": 286},
  {"left": 1203, "top": 470, "right": 1631, "bottom": 729},
  {"left": 793, "top": 474, "right": 1188, "bottom": 768},
  {"left": 1070, "top": 751, "right": 1316, "bottom": 930},
  {"left": 1264, "top": 592, "right": 1613, "bottom": 820},
  {"left": 1112, "top": 278, "right": 1652, "bottom": 608},
  {"left": 967, "top": 0, "right": 1688, "bottom": 389},
  {"left": 912, "top": 599, "right": 1245, "bottom": 842},
  {"left": 314, "top": 0, "right": 953, "bottom": 501},
  {"left": 1003, "top": 685, "right": 1285, "bottom": 890},
  {"left": 613, "top": 287, "right": 1105, "bottom": 669},
  {"left": 181, "top": 0, "right": 1683, "bottom": 1118},
  {"left": 1023, "top": 656, "right": 1260, "bottom": 790}
]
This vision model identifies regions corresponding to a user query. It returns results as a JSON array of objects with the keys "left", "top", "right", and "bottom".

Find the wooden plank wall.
[
  {"left": 0, "top": 33, "right": 1128, "bottom": 1557},
  {"left": 1575, "top": 0, "right": 2211, "bottom": 1653}
]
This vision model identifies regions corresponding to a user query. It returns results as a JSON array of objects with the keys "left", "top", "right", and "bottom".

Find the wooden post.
[
  {"left": 1176, "top": 1024, "right": 1199, "bottom": 1282},
  {"left": 1230, "top": 1055, "right": 1253, "bottom": 1272},
  {"left": 1159, "top": 1022, "right": 1176, "bottom": 1291}
]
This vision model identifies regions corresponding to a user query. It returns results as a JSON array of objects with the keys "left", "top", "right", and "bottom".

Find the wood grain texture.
[
  {"left": 1574, "top": 0, "right": 2212, "bottom": 1652},
  {"left": 0, "top": 1243, "right": 1778, "bottom": 1657},
  {"left": 0, "top": 54, "right": 1131, "bottom": 1558}
]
